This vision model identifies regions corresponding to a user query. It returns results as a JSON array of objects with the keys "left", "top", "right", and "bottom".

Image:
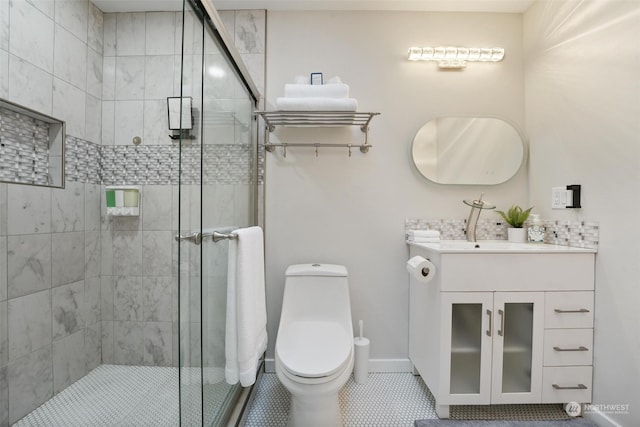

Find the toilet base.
[
  {"left": 276, "top": 351, "right": 354, "bottom": 427},
  {"left": 288, "top": 392, "right": 342, "bottom": 427}
]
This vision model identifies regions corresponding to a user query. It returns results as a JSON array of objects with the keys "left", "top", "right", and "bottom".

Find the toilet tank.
[{"left": 281, "top": 264, "right": 352, "bottom": 325}]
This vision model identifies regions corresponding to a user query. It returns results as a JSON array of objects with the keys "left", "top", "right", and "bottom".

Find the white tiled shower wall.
[
  {"left": 0, "top": 1, "right": 105, "bottom": 424},
  {"left": 0, "top": 3, "right": 266, "bottom": 425}
]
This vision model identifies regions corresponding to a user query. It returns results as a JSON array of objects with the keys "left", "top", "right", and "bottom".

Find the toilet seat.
[{"left": 276, "top": 320, "right": 352, "bottom": 382}]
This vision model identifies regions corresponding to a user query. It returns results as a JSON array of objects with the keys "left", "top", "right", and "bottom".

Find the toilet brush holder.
[
  {"left": 353, "top": 337, "right": 370, "bottom": 384},
  {"left": 353, "top": 320, "right": 369, "bottom": 384}
]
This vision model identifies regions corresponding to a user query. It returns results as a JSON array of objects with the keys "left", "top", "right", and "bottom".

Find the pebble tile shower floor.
[
  {"left": 14, "top": 365, "right": 234, "bottom": 427},
  {"left": 15, "top": 366, "right": 570, "bottom": 426}
]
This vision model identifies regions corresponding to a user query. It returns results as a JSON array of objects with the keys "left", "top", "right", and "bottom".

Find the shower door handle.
[
  {"left": 175, "top": 230, "right": 237, "bottom": 245},
  {"left": 175, "top": 232, "right": 202, "bottom": 245}
]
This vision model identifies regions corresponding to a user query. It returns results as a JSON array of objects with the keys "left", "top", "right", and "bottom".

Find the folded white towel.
[
  {"left": 407, "top": 229, "right": 441, "bottom": 238},
  {"left": 225, "top": 226, "right": 268, "bottom": 387},
  {"left": 284, "top": 83, "right": 350, "bottom": 99},
  {"left": 276, "top": 97, "right": 358, "bottom": 111}
]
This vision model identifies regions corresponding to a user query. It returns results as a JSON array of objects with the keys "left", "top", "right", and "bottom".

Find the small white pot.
[{"left": 507, "top": 227, "right": 527, "bottom": 243}]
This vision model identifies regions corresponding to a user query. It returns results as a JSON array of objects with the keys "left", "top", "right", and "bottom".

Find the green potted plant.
[{"left": 496, "top": 204, "right": 533, "bottom": 242}]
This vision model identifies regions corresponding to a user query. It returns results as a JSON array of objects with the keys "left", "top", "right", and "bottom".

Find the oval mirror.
[{"left": 412, "top": 117, "right": 525, "bottom": 185}]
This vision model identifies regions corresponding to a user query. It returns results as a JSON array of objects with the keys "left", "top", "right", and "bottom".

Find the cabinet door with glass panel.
[
  {"left": 441, "top": 292, "right": 545, "bottom": 406},
  {"left": 491, "top": 292, "right": 545, "bottom": 404}
]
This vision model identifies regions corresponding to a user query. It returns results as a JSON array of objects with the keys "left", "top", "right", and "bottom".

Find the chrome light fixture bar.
[{"left": 408, "top": 46, "right": 505, "bottom": 69}]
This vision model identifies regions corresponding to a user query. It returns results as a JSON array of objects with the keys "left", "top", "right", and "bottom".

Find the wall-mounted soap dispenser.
[{"left": 106, "top": 186, "right": 140, "bottom": 216}]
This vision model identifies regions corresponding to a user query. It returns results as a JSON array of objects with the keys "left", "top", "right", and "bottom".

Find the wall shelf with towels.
[{"left": 256, "top": 111, "right": 379, "bottom": 156}]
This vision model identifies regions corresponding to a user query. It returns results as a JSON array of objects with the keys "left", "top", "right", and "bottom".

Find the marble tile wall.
[
  {"left": 0, "top": 5, "right": 264, "bottom": 425},
  {"left": 0, "top": 180, "right": 103, "bottom": 425},
  {"left": 98, "top": 9, "right": 264, "bottom": 373},
  {"left": 0, "top": 1, "right": 104, "bottom": 424}
]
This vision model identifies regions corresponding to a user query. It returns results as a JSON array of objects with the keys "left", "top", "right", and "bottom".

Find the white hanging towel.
[{"left": 225, "top": 226, "right": 268, "bottom": 387}]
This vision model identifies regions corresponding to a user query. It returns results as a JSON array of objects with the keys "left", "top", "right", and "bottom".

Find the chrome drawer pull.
[
  {"left": 497, "top": 309, "right": 505, "bottom": 337},
  {"left": 553, "top": 346, "right": 589, "bottom": 352},
  {"left": 554, "top": 308, "right": 590, "bottom": 314},
  {"left": 552, "top": 383, "right": 588, "bottom": 390}
]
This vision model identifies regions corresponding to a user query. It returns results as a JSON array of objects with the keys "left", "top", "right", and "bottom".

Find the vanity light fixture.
[{"left": 407, "top": 46, "right": 505, "bottom": 69}]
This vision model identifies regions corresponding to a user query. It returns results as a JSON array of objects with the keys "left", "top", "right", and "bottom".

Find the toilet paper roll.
[{"left": 406, "top": 256, "right": 436, "bottom": 284}]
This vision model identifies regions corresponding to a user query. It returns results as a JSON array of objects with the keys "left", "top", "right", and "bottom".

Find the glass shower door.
[{"left": 177, "top": 0, "right": 258, "bottom": 425}]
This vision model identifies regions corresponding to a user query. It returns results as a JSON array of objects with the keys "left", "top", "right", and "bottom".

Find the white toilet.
[{"left": 275, "top": 263, "right": 354, "bottom": 427}]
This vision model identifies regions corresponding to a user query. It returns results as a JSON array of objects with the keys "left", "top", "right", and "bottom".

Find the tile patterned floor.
[
  {"left": 15, "top": 367, "right": 570, "bottom": 427},
  {"left": 243, "top": 373, "right": 570, "bottom": 426},
  {"left": 243, "top": 372, "right": 439, "bottom": 426},
  {"left": 14, "top": 365, "right": 235, "bottom": 427}
]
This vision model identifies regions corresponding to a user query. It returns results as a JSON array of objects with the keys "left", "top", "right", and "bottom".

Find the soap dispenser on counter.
[{"left": 528, "top": 214, "right": 545, "bottom": 243}]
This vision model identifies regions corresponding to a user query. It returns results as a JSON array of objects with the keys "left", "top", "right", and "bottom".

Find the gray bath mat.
[{"left": 415, "top": 418, "right": 597, "bottom": 427}]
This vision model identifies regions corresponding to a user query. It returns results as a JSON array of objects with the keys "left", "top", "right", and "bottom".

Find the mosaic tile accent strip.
[
  {"left": 405, "top": 218, "right": 507, "bottom": 241},
  {"left": 0, "top": 106, "right": 51, "bottom": 185},
  {"left": 65, "top": 136, "right": 101, "bottom": 184},
  {"left": 100, "top": 143, "right": 255, "bottom": 186},
  {"left": 1, "top": 103, "right": 258, "bottom": 187},
  {"left": 67, "top": 137, "right": 258, "bottom": 186},
  {"left": 405, "top": 218, "right": 599, "bottom": 250},
  {"left": 543, "top": 220, "right": 599, "bottom": 249}
]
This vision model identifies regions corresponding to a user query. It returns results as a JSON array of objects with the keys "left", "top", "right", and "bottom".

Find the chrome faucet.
[{"left": 464, "top": 193, "right": 495, "bottom": 242}]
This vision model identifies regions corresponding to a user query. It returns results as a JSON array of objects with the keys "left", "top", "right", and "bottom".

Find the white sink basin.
[{"left": 408, "top": 239, "right": 596, "bottom": 253}]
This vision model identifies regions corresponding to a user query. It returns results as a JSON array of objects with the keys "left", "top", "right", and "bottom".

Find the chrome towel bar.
[{"left": 175, "top": 230, "right": 238, "bottom": 245}]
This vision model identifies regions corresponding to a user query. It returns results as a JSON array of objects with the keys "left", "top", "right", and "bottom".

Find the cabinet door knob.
[
  {"left": 486, "top": 309, "right": 492, "bottom": 337},
  {"left": 497, "top": 309, "right": 505, "bottom": 337},
  {"left": 552, "top": 383, "right": 588, "bottom": 390}
]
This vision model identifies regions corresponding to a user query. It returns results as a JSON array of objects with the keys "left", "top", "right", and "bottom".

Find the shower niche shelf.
[
  {"left": 0, "top": 97, "right": 66, "bottom": 188},
  {"left": 256, "top": 111, "right": 379, "bottom": 156}
]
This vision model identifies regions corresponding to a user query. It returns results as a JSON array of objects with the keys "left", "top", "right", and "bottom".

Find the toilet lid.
[{"left": 277, "top": 321, "right": 352, "bottom": 378}]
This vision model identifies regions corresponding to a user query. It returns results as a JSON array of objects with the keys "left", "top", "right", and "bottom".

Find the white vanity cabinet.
[{"left": 408, "top": 242, "right": 596, "bottom": 418}]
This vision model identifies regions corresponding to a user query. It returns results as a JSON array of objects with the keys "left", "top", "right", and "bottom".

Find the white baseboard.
[
  {"left": 265, "top": 358, "right": 275, "bottom": 373},
  {"left": 264, "top": 358, "right": 412, "bottom": 374},
  {"left": 368, "top": 359, "right": 413, "bottom": 372}
]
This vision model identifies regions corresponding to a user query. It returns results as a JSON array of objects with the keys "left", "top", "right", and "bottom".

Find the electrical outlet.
[{"left": 552, "top": 187, "right": 570, "bottom": 209}]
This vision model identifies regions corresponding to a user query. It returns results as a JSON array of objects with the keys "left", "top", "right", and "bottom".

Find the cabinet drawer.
[
  {"left": 544, "top": 329, "right": 593, "bottom": 367},
  {"left": 440, "top": 254, "right": 594, "bottom": 292},
  {"left": 542, "top": 366, "right": 592, "bottom": 403},
  {"left": 545, "top": 292, "right": 594, "bottom": 329}
]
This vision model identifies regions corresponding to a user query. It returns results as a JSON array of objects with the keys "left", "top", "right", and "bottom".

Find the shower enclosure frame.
[{"left": 177, "top": 0, "right": 262, "bottom": 425}]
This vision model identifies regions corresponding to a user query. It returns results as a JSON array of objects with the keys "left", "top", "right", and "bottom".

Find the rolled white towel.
[
  {"left": 284, "top": 83, "right": 350, "bottom": 99},
  {"left": 275, "top": 97, "right": 358, "bottom": 112},
  {"left": 407, "top": 229, "right": 441, "bottom": 239}
]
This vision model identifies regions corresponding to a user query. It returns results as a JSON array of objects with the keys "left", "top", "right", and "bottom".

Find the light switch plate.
[{"left": 552, "top": 187, "right": 570, "bottom": 209}]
